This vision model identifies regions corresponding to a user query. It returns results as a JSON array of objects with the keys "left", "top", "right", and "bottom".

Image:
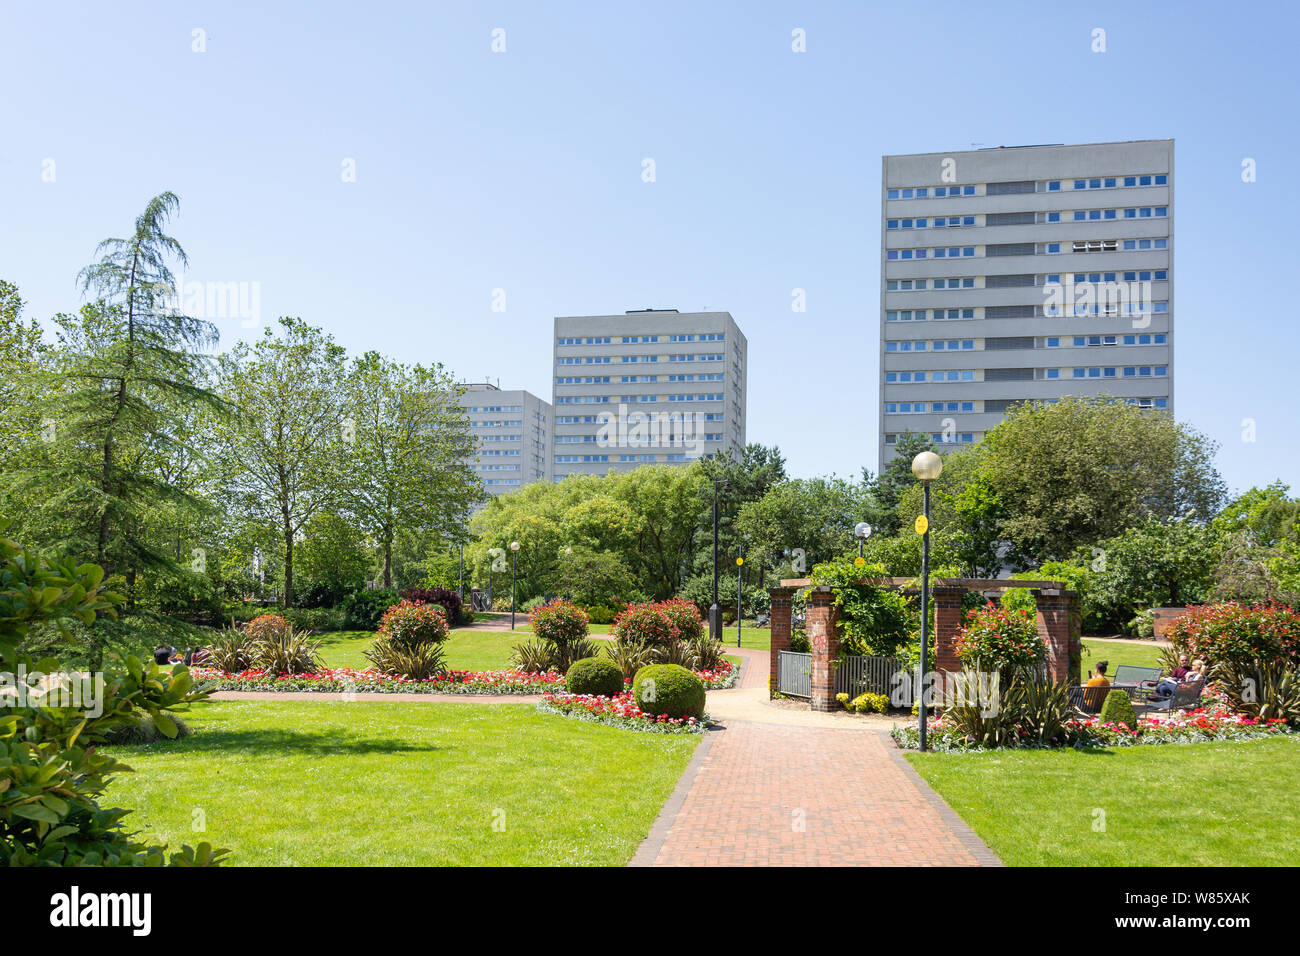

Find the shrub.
[
  {"left": 205, "top": 628, "right": 257, "bottom": 672},
  {"left": 612, "top": 602, "right": 679, "bottom": 646},
  {"left": 1168, "top": 601, "right": 1300, "bottom": 670},
  {"left": 0, "top": 527, "right": 224, "bottom": 867},
  {"left": 377, "top": 600, "right": 449, "bottom": 648},
  {"left": 529, "top": 599, "right": 589, "bottom": 647},
  {"left": 688, "top": 635, "right": 725, "bottom": 671},
  {"left": 565, "top": 657, "right": 625, "bottom": 697},
  {"left": 808, "top": 558, "right": 911, "bottom": 656},
  {"left": 366, "top": 601, "right": 449, "bottom": 679},
  {"left": 632, "top": 663, "right": 705, "bottom": 720},
  {"left": 401, "top": 587, "right": 464, "bottom": 626},
  {"left": 606, "top": 639, "right": 653, "bottom": 680},
  {"left": 1213, "top": 660, "right": 1300, "bottom": 726},
  {"left": 245, "top": 613, "right": 289, "bottom": 644},
  {"left": 283, "top": 605, "right": 347, "bottom": 632},
  {"left": 851, "top": 692, "right": 889, "bottom": 714},
  {"left": 953, "top": 601, "right": 1046, "bottom": 676},
  {"left": 511, "top": 639, "right": 555, "bottom": 674},
  {"left": 103, "top": 712, "right": 193, "bottom": 745},
  {"left": 653, "top": 638, "right": 697, "bottom": 668},
  {"left": 342, "top": 588, "right": 399, "bottom": 629},
  {"left": 1098, "top": 689, "right": 1138, "bottom": 730},
  {"left": 522, "top": 595, "right": 548, "bottom": 614},
  {"left": 659, "top": 597, "right": 703, "bottom": 643},
  {"left": 255, "top": 625, "right": 323, "bottom": 676},
  {"left": 585, "top": 604, "right": 617, "bottom": 625},
  {"left": 491, "top": 596, "right": 513, "bottom": 612}
]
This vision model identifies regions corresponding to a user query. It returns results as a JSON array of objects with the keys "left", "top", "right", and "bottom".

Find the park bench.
[
  {"left": 1068, "top": 685, "right": 1113, "bottom": 715},
  {"left": 1141, "top": 680, "right": 1205, "bottom": 714},
  {"left": 1111, "top": 665, "right": 1164, "bottom": 702}
]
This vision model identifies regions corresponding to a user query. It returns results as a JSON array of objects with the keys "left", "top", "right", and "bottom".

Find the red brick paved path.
[
  {"left": 634, "top": 650, "right": 1000, "bottom": 866},
  {"left": 635, "top": 721, "right": 993, "bottom": 866}
]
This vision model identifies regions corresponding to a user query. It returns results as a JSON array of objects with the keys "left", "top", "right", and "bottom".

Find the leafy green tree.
[
  {"left": 296, "top": 512, "right": 373, "bottom": 605},
  {"left": 341, "top": 352, "right": 480, "bottom": 587},
  {"left": 976, "top": 396, "right": 1226, "bottom": 565},
  {"left": 8, "top": 195, "right": 226, "bottom": 615},
  {"left": 734, "top": 476, "right": 871, "bottom": 588},
  {"left": 1091, "top": 517, "right": 1224, "bottom": 625},
  {"left": 215, "top": 317, "right": 347, "bottom": 605},
  {"left": 1213, "top": 483, "right": 1300, "bottom": 548}
]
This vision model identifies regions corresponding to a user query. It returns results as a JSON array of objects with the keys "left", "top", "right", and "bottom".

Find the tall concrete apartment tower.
[
  {"left": 879, "top": 140, "right": 1173, "bottom": 467},
  {"left": 455, "top": 383, "right": 552, "bottom": 497},
  {"left": 552, "top": 310, "right": 747, "bottom": 479}
]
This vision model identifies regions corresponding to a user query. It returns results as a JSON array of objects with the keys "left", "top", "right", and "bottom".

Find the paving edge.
[
  {"left": 885, "top": 742, "right": 1003, "bottom": 867},
  {"left": 627, "top": 724, "right": 720, "bottom": 867}
]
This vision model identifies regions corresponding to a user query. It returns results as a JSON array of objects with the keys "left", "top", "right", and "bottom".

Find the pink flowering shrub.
[
  {"left": 611, "top": 601, "right": 680, "bottom": 645},
  {"left": 1167, "top": 601, "right": 1300, "bottom": 669},
  {"left": 953, "top": 601, "right": 1046, "bottom": 674},
  {"left": 528, "top": 599, "right": 590, "bottom": 647}
]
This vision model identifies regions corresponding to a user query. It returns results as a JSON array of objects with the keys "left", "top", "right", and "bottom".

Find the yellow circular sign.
[
  {"left": 914, "top": 515, "right": 929, "bottom": 535},
  {"left": 853, "top": 556, "right": 866, "bottom": 568},
  {"left": 736, "top": 557, "right": 744, "bottom": 566}
]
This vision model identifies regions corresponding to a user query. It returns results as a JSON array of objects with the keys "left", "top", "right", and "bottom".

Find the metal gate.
[
  {"left": 835, "top": 654, "right": 905, "bottom": 698},
  {"left": 777, "top": 650, "right": 812, "bottom": 697}
]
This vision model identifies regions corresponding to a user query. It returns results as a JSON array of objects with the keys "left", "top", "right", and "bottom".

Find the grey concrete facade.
[
  {"left": 455, "top": 384, "right": 552, "bottom": 497},
  {"left": 552, "top": 310, "right": 747, "bottom": 479},
  {"left": 880, "top": 140, "right": 1174, "bottom": 468}
]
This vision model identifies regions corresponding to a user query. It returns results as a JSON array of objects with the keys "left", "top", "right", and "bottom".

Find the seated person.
[
  {"left": 1170, "top": 653, "right": 1191, "bottom": 681},
  {"left": 1085, "top": 660, "right": 1111, "bottom": 687},
  {"left": 153, "top": 645, "right": 175, "bottom": 666},
  {"left": 1186, "top": 659, "right": 1207, "bottom": 683}
]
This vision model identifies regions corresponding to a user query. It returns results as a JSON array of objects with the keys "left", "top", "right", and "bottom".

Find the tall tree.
[
  {"left": 341, "top": 351, "right": 480, "bottom": 587},
  {"left": 865, "top": 430, "right": 933, "bottom": 534},
  {"left": 8, "top": 195, "right": 224, "bottom": 608},
  {"left": 215, "top": 317, "right": 346, "bottom": 605},
  {"left": 977, "top": 395, "right": 1226, "bottom": 565}
]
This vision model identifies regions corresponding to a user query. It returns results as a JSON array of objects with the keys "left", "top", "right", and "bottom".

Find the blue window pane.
[
  {"left": 1139, "top": 176, "right": 1151, "bottom": 186},
  {"left": 1104, "top": 178, "right": 1116, "bottom": 188},
  {"left": 963, "top": 185, "right": 975, "bottom": 195},
  {"left": 916, "top": 188, "right": 928, "bottom": 197},
  {"left": 1155, "top": 175, "right": 1167, "bottom": 185},
  {"left": 1048, "top": 181, "right": 1060, "bottom": 191},
  {"left": 1124, "top": 208, "right": 1137, "bottom": 218},
  {"left": 1104, "top": 209, "right": 1116, "bottom": 219},
  {"left": 1089, "top": 179, "right": 1101, "bottom": 189},
  {"left": 1073, "top": 369, "right": 1086, "bottom": 378},
  {"left": 1074, "top": 180, "right": 1086, "bottom": 189},
  {"left": 1074, "top": 211, "right": 1086, "bottom": 221},
  {"left": 1124, "top": 177, "right": 1137, "bottom": 187}
]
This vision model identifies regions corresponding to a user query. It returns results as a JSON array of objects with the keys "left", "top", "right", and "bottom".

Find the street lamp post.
[
  {"left": 854, "top": 521, "right": 873, "bottom": 560},
  {"left": 911, "top": 450, "right": 943, "bottom": 752},
  {"left": 509, "top": 541, "right": 521, "bottom": 630},
  {"left": 563, "top": 546, "right": 572, "bottom": 602},
  {"left": 709, "top": 478, "right": 728, "bottom": 642},
  {"left": 735, "top": 546, "right": 744, "bottom": 647}
]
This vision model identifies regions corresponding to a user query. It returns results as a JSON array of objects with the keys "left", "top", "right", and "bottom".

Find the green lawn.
[
  {"left": 314, "top": 629, "right": 557, "bottom": 671},
  {"left": 107, "top": 700, "right": 697, "bottom": 866},
  {"left": 906, "top": 736, "right": 1300, "bottom": 866},
  {"left": 1080, "top": 638, "right": 1165, "bottom": 675},
  {"left": 508, "top": 622, "right": 772, "bottom": 651}
]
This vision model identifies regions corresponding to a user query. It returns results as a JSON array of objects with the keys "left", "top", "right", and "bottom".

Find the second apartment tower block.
[
  {"left": 552, "top": 310, "right": 747, "bottom": 479},
  {"left": 880, "top": 139, "right": 1174, "bottom": 467}
]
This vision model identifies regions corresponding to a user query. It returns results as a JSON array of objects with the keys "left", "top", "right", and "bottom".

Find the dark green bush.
[
  {"left": 632, "top": 663, "right": 705, "bottom": 719},
  {"left": 342, "top": 588, "right": 398, "bottom": 629},
  {"left": 1098, "top": 689, "right": 1138, "bottom": 730},
  {"left": 585, "top": 604, "right": 617, "bottom": 625},
  {"left": 565, "top": 656, "right": 625, "bottom": 697},
  {"left": 102, "top": 713, "right": 193, "bottom": 745}
]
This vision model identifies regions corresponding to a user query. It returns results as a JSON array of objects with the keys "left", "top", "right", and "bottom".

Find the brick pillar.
[
  {"left": 807, "top": 587, "right": 840, "bottom": 712},
  {"left": 1032, "top": 589, "right": 1081, "bottom": 685},
  {"left": 931, "top": 585, "right": 966, "bottom": 675},
  {"left": 768, "top": 586, "right": 795, "bottom": 699}
]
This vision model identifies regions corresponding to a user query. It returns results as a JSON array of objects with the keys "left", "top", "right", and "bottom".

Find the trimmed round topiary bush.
[
  {"left": 1098, "top": 688, "right": 1138, "bottom": 731},
  {"left": 632, "top": 663, "right": 705, "bottom": 720},
  {"left": 565, "top": 656, "right": 625, "bottom": 697}
]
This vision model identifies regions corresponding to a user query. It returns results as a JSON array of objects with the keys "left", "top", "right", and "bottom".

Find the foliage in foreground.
[{"left": 0, "top": 527, "right": 224, "bottom": 866}]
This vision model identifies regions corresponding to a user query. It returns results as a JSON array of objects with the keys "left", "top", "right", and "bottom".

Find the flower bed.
[
  {"left": 191, "top": 658, "right": 735, "bottom": 695},
  {"left": 191, "top": 666, "right": 563, "bottom": 695},
  {"left": 890, "top": 703, "right": 1294, "bottom": 752},
  {"left": 538, "top": 690, "right": 708, "bottom": 734}
]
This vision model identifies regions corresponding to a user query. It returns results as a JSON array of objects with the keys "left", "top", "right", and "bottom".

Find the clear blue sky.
[{"left": 2, "top": 0, "right": 1296, "bottom": 496}]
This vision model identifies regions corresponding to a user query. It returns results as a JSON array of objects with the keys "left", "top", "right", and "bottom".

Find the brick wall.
[{"left": 1032, "top": 589, "right": 1081, "bottom": 685}]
